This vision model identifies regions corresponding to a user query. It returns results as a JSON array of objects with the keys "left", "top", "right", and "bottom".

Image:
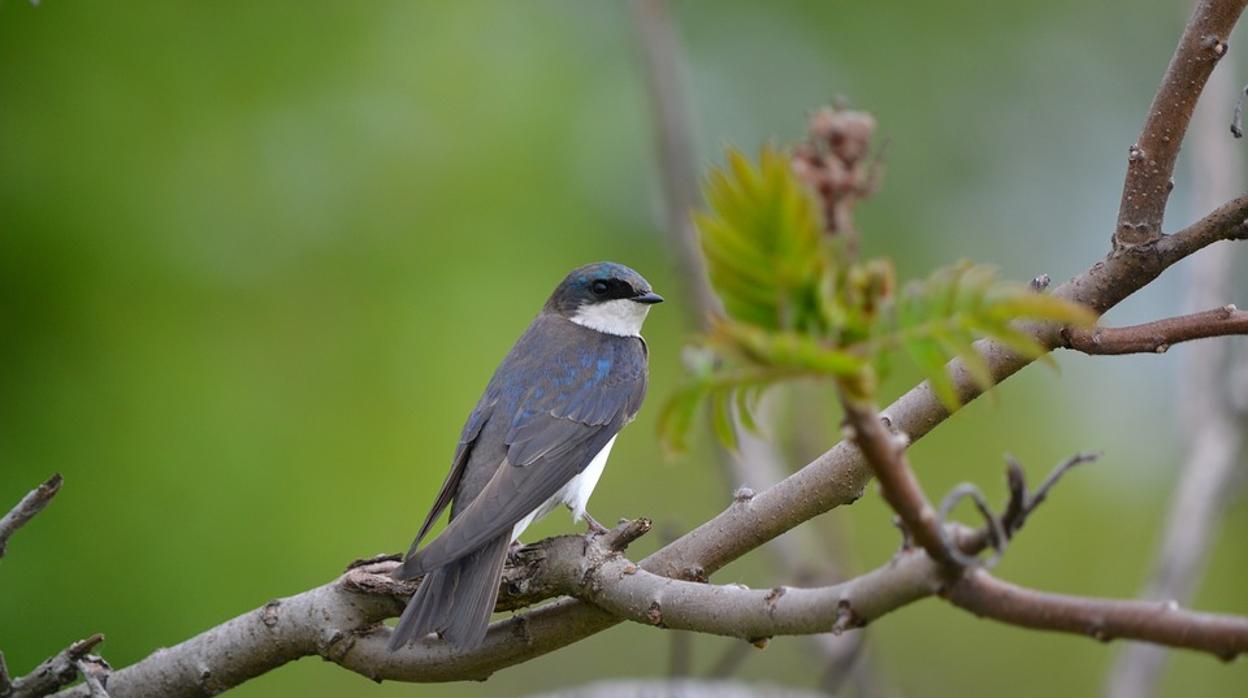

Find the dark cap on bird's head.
[{"left": 545, "top": 262, "right": 663, "bottom": 314}]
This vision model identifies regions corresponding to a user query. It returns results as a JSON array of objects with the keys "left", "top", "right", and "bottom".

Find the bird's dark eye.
[{"left": 590, "top": 280, "right": 609, "bottom": 295}]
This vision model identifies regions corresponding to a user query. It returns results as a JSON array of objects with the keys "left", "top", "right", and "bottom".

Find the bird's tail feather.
[{"left": 388, "top": 532, "right": 510, "bottom": 651}]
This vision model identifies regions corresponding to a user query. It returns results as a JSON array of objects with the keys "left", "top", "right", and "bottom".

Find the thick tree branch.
[
  {"left": 1115, "top": 0, "right": 1246, "bottom": 248},
  {"left": 1061, "top": 305, "right": 1248, "bottom": 354},
  {"left": 0, "top": 473, "right": 62, "bottom": 559}
]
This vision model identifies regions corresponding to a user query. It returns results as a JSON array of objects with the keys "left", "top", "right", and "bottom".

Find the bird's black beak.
[{"left": 632, "top": 291, "right": 664, "bottom": 304}]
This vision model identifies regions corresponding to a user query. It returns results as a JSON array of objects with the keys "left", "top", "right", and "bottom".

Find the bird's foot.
[
  {"left": 581, "top": 513, "right": 609, "bottom": 554},
  {"left": 583, "top": 513, "right": 609, "bottom": 536}
]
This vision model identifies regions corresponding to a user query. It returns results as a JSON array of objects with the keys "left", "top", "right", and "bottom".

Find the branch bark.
[
  {"left": 4, "top": 635, "right": 104, "bottom": 698},
  {"left": 0, "top": 473, "right": 62, "bottom": 559},
  {"left": 1061, "top": 305, "right": 1248, "bottom": 354},
  {"left": 947, "top": 570, "right": 1248, "bottom": 660},
  {"left": 1114, "top": 0, "right": 1247, "bottom": 248},
  {"left": 1105, "top": 38, "right": 1248, "bottom": 697}
]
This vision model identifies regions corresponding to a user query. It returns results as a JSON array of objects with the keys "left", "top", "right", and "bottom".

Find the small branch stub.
[{"left": 0, "top": 473, "right": 63, "bottom": 559}]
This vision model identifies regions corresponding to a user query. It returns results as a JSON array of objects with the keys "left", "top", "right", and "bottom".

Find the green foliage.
[
  {"left": 888, "top": 262, "right": 1095, "bottom": 409},
  {"left": 661, "top": 148, "right": 1097, "bottom": 453},
  {"left": 696, "top": 147, "right": 826, "bottom": 332}
]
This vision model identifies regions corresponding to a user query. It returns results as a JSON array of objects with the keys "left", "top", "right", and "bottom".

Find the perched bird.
[{"left": 388, "top": 262, "right": 662, "bottom": 651}]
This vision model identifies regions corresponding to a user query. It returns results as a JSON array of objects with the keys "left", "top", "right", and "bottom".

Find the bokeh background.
[{"left": 2, "top": 1, "right": 1246, "bottom": 696}]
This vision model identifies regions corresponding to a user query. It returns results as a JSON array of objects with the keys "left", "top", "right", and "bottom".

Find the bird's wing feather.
[
  {"left": 399, "top": 327, "right": 647, "bottom": 576},
  {"left": 404, "top": 398, "right": 496, "bottom": 558}
]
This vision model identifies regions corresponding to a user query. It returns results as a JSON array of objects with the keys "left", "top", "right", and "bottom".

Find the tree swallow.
[{"left": 388, "top": 262, "right": 662, "bottom": 651}]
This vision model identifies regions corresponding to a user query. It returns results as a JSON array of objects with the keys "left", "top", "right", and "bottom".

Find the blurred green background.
[{"left": 2, "top": 1, "right": 1245, "bottom": 696}]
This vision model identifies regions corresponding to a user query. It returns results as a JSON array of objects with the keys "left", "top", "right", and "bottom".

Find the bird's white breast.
[
  {"left": 510, "top": 435, "right": 617, "bottom": 542},
  {"left": 570, "top": 299, "right": 650, "bottom": 337}
]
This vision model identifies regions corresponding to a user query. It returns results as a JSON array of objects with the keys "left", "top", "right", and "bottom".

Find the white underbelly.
[{"left": 510, "top": 435, "right": 617, "bottom": 542}]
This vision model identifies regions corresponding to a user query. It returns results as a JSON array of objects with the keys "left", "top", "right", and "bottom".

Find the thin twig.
[
  {"left": 7, "top": 635, "right": 104, "bottom": 698},
  {"left": 946, "top": 569, "right": 1247, "bottom": 660},
  {"left": 0, "top": 473, "right": 63, "bottom": 559},
  {"left": 840, "top": 399, "right": 959, "bottom": 568},
  {"left": 1061, "top": 305, "right": 1248, "bottom": 354},
  {"left": 938, "top": 483, "right": 1008, "bottom": 567},
  {"left": 74, "top": 658, "right": 110, "bottom": 698}
]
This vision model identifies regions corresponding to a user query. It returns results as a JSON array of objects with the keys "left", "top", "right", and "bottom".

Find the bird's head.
[{"left": 545, "top": 262, "right": 663, "bottom": 337}]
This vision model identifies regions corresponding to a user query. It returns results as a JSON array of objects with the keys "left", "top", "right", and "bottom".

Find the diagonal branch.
[
  {"left": 0, "top": 473, "right": 63, "bottom": 559},
  {"left": 839, "top": 400, "right": 958, "bottom": 568},
  {"left": 1114, "top": 0, "right": 1247, "bottom": 248},
  {"left": 1061, "top": 305, "right": 1248, "bottom": 355}
]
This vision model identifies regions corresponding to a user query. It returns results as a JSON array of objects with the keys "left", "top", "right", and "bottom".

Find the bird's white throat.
[{"left": 569, "top": 299, "right": 651, "bottom": 337}]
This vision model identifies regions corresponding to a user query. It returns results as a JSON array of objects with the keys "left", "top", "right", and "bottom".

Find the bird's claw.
[
  {"left": 583, "top": 513, "right": 610, "bottom": 536},
  {"left": 581, "top": 513, "right": 609, "bottom": 554}
]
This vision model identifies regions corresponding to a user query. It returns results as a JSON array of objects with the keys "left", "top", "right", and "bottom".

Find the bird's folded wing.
[
  {"left": 403, "top": 399, "right": 496, "bottom": 558},
  {"left": 397, "top": 412, "right": 617, "bottom": 577}
]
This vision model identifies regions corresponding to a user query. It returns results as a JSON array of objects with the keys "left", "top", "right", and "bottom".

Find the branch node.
[
  {"left": 646, "top": 601, "right": 665, "bottom": 627},
  {"left": 261, "top": 599, "right": 281, "bottom": 628},
  {"left": 732, "top": 487, "right": 755, "bottom": 504},
  {"left": 76, "top": 655, "right": 112, "bottom": 698},
  {"left": 681, "top": 564, "right": 708, "bottom": 583},
  {"left": 938, "top": 483, "right": 1007, "bottom": 568},
  {"left": 831, "top": 600, "right": 861, "bottom": 635},
  {"left": 603, "top": 518, "right": 653, "bottom": 552}
]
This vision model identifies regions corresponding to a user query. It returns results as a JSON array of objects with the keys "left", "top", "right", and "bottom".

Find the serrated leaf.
[
  {"left": 657, "top": 382, "right": 709, "bottom": 456},
  {"left": 697, "top": 146, "right": 827, "bottom": 331},
  {"left": 735, "top": 387, "right": 760, "bottom": 434},
  {"left": 710, "top": 389, "right": 738, "bottom": 450},
  {"left": 711, "top": 319, "right": 866, "bottom": 376},
  {"left": 933, "top": 327, "right": 993, "bottom": 393},
  {"left": 904, "top": 336, "right": 959, "bottom": 410}
]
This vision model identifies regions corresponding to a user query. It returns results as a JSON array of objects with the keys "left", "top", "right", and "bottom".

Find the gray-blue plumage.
[{"left": 388, "top": 262, "right": 661, "bottom": 651}]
